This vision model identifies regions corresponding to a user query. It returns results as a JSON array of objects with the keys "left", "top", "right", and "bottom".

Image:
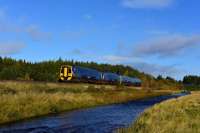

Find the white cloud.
[
  {"left": 0, "top": 8, "right": 5, "bottom": 18},
  {"left": 147, "top": 30, "right": 170, "bottom": 35},
  {"left": 0, "top": 42, "right": 25, "bottom": 55},
  {"left": 26, "top": 25, "right": 52, "bottom": 41},
  {"left": 102, "top": 55, "right": 141, "bottom": 64},
  {"left": 134, "top": 34, "right": 200, "bottom": 57},
  {"left": 101, "top": 54, "right": 182, "bottom": 78},
  {"left": 63, "top": 30, "right": 86, "bottom": 40},
  {"left": 83, "top": 14, "right": 93, "bottom": 20},
  {"left": 0, "top": 9, "right": 51, "bottom": 41},
  {"left": 70, "top": 48, "right": 84, "bottom": 55},
  {"left": 0, "top": 23, "right": 51, "bottom": 41},
  {"left": 132, "top": 62, "right": 182, "bottom": 78},
  {"left": 122, "top": 0, "right": 174, "bottom": 9},
  {"left": 102, "top": 55, "right": 131, "bottom": 63}
]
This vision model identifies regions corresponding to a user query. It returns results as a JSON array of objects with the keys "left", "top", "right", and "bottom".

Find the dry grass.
[
  {"left": 119, "top": 92, "right": 200, "bottom": 133},
  {"left": 0, "top": 81, "right": 173, "bottom": 125}
]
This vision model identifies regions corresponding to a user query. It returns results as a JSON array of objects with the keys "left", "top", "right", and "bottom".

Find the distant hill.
[{"left": 0, "top": 57, "right": 181, "bottom": 90}]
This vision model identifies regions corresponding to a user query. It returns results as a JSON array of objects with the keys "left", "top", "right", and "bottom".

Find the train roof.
[
  {"left": 71, "top": 65, "right": 141, "bottom": 82},
  {"left": 121, "top": 75, "right": 141, "bottom": 83}
]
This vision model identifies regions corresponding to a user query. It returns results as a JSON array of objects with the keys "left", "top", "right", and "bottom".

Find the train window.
[
  {"left": 61, "top": 68, "right": 64, "bottom": 73},
  {"left": 68, "top": 68, "right": 72, "bottom": 73}
]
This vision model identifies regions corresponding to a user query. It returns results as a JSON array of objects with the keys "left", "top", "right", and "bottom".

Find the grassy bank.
[
  {"left": 0, "top": 81, "right": 174, "bottom": 125},
  {"left": 119, "top": 92, "right": 200, "bottom": 133}
]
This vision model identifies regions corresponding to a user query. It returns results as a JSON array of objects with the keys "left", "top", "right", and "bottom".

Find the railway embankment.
[
  {"left": 119, "top": 91, "right": 200, "bottom": 133},
  {"left": 0, "top": 81, "right": 176, "bottom": 125}
]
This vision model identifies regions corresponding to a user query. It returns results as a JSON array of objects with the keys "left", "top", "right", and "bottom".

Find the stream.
[{"left": 0, "top": 93, "right": 188, "bottom": 133}]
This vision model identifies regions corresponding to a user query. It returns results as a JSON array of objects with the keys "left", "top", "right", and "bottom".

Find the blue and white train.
[{"left": 59, "top": 65, "right": 142, "bottom": 86}]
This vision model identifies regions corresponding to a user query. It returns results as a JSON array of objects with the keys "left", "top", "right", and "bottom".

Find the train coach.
[{"left": 59, "top": 65, "right": 142, "bottom": 86}]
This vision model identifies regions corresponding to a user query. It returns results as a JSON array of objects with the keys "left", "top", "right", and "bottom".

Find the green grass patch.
[{"left": 118, "top": 92, "right": 200, "bottom": 133}]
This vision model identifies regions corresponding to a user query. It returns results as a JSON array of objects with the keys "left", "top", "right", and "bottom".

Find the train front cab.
[{"left": 59, "top": 65, "right": 73, "bottom": 82}]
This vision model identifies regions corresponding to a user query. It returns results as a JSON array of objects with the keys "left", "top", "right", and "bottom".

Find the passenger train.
[{"left": 59, "top": 65, "right": 142, "bottom": 86}]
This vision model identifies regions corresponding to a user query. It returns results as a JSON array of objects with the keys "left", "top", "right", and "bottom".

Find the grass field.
[
  {"left": 0, "top": 80, "right": 174, "bottom": 125},
  {"left": 119, "top": 92, "right": 200, "bottom": 133}
]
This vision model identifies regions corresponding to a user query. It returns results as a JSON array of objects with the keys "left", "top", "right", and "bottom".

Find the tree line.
[
  {"left": 183, "top": 75, "right": 200, "bottom": 85},
  {"left": 182, "top": 75, "right": 200, "bottom": 91},
  {"left": 0, "top": 57, "right": 181, "bottom": 90}
]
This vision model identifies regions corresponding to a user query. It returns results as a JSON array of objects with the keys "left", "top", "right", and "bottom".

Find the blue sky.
[{"left": 0, "top": 0, "right": 200, "bottom": 80}]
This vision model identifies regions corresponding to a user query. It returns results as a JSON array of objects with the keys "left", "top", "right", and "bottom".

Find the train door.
[{"left": 67, "top": 66, "right": 73, "bottom": 80}]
